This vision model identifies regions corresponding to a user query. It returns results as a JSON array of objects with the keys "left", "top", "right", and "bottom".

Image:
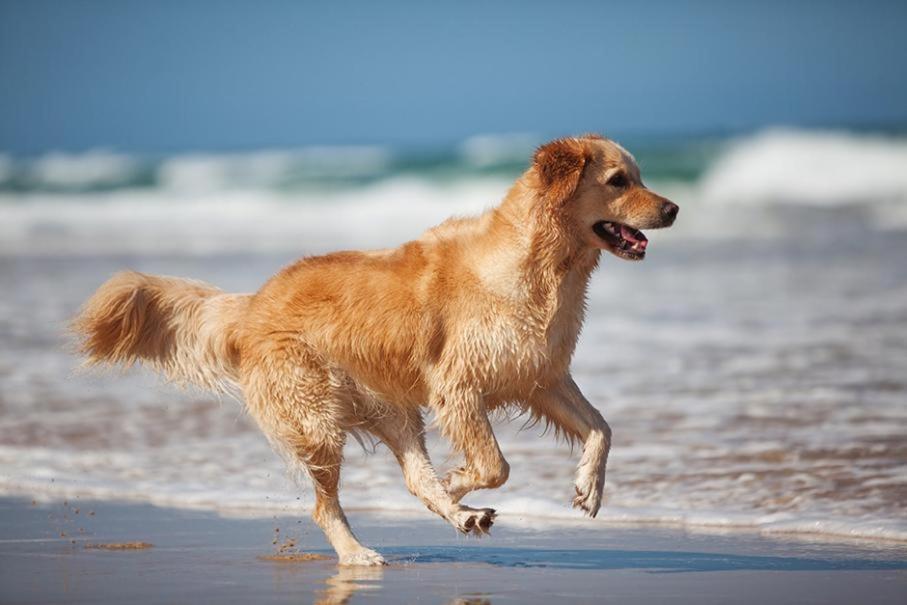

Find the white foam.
[
  {"left": 157, "top": 146, "right": 391, "bottom": 192},
  {"left": 4, "top": 128, "right": 907, "bottom": 255},
  {"left": 0, "top": 177, "right": 507, "bottom": 255},
  {"left": 458, "top": 133, "right": 539, "bottom": 167},
  {"left": 25, "top": 150, "right": 142, "bottom": 189},
  {"left": 5, "top": 459, "right": 907, "bottom": 543},
  {"left": 700, "top": 129, "right": 907, "bottom": 206}
]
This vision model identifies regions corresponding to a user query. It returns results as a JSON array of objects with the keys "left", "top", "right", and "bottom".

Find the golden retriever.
[{"left": 73, "top": 134, "right": 678, "bottom": 565}]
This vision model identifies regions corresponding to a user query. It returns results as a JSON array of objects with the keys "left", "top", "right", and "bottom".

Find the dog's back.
[{"left": 239, "top": 239, "right": 458, "bottom": 405}]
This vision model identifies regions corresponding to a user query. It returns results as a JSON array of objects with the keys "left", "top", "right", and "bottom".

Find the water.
[{"left": 1, "top": 128, "right": 906, "bottom": 542}]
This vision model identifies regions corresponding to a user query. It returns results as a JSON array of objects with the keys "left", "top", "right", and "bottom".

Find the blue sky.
[{"left": 1, "top": 0, "right": 906, "bottom": 153}]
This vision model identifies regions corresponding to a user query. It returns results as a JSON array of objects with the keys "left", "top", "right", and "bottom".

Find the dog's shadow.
[{"left": 383, "top": 546, "right": 907, "bottom": 573}]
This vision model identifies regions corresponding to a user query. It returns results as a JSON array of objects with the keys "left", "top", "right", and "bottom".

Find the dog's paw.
[
  {"left": 572, "top": 463, "right": 605, "bottom": 518},
  {"left": 448, "top": 506, "right": 497, "bottom": 536},
  {"left": 572, "top": 484, "right": 602, "bottom": 518},
  {"left": 338, "top": 547, "right": 386, "bottom": 567},
  {"left": 573, "top": 430, "right": 608, "bottom": 518}
]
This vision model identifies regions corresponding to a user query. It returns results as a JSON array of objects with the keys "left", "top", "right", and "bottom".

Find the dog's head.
[{"left": 532, "top": 135, "right": 678, "bottom": 261}]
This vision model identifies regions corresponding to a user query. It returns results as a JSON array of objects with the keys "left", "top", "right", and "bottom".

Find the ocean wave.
[
  {"left": 21, "top": 150, "right": 145, "bottom": 190},
  {"left": 0, "top": 146, "right": 395, "bottom": 193},
  {"left": 700, "top": 129, "right": 907, "bottom": 206},
  {"left": 4, "top": 129, "right": 905, "bottom": 203},
  {"left": 157, "top": 146, "right": 392, "bottom": 192},
  {"left": 458, "top": 133, "right": 540, "bottom": 168},
  {"left": 0, "top": 143, "right": 516, "bottom": 194},
  {"left": 0, "top": 178, "right": 508, "bottom": 255},
  {"left": 2, "top": 129, "right": 907, "bottom": 255}
]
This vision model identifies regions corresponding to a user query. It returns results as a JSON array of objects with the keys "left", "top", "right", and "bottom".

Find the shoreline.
[
  {"left": 7, "top": 484, "right": 907, "bottom": 547},
  {"left": 2, "top": 496, "right": 905, "bottom": 604}
]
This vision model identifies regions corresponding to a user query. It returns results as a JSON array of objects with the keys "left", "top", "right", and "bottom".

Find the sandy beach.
[{"left": 1, "top": 497, "right": 905, "bottom": 604}]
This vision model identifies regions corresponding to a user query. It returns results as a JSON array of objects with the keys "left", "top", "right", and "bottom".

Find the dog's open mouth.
[{"left": 592, "top": 221, "right": 648, "bottom": 260}]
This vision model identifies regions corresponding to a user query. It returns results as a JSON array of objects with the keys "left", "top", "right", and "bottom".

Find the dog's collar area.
[{"left": 592, "top": 221, "right": 648, "bottom": 259}]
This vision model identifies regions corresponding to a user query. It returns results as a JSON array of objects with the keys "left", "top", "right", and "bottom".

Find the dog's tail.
[{"left": 72, "top": 271, "right": 250, "bottom": 393}]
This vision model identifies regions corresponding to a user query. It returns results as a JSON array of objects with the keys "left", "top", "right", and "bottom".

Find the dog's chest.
[{"left": 463, "top": 295, "right": 584, "bottom": 397}]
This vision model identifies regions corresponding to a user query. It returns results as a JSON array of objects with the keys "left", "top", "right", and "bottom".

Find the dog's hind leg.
[
  {"left": 243, "top": 347, "right": 385, "bottom": 566},
  {"left": 433, "top": 389, "right": 510, "bottom": 504},
  {"left": 303, "top": 440, "right": 386, "bottom": 565},
  {"left": 367, "top": 406, "right": 496, "bottom": 535}
]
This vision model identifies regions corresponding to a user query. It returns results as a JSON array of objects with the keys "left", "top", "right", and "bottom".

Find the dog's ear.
[{"left": 533, "top": 138, "right": 588, "bottom": 206}]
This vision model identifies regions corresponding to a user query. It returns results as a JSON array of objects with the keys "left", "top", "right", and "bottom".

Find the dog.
[{"left": 73, "top": 134, "right": 678, "bottom": 565}]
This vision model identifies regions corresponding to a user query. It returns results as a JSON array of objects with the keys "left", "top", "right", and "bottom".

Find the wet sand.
[{"left": 1, "top": 497, "right": 905, "bottom": 604}]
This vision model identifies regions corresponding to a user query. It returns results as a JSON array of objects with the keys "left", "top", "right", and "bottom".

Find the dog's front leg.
[
  {"left": 368, "top": 406, "right": 496, "bottom": 535},
  {"left": 433, "top": 388, "right": 510, "bottom": 504},
  {"left": 530, "top": 376, "right": 612, "bottom": 517}
]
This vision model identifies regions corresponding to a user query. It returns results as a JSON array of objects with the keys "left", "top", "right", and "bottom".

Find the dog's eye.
[{"left": 607, "top": 172, "right": 628, "bottom": 188}]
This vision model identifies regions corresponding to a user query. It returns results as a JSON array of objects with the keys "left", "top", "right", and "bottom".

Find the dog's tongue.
[{"left": 620, "top": 225, "right": 648, "bottom": 249}]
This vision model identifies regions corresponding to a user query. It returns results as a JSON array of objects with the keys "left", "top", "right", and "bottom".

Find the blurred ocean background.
[
  {"left": 1, "top": 1, "right": 906, "bottom": 544},
  {"left": 3, "top": 128, "right": 907, "bottom": 253}
]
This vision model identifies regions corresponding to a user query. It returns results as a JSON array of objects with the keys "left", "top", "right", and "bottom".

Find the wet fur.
[{"left": 73, "top": 135, "right": 676, "bottom": 565}]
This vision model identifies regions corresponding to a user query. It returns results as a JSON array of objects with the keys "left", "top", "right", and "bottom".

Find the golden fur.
[{"left": 73, "top": 135, "right": 677, "bottom": 565}]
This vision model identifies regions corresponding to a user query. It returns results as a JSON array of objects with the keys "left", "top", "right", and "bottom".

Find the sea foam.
[
  {"left": 2, "top": 128, "right": 906, "bottom": 256},
  {"left": 700, "top": 129, "right": 907, "bottom": 206}
]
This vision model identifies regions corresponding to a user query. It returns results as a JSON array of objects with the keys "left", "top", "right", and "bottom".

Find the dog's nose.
[{"left": 662, "top": 201, "right": 679, "bottom": 221}]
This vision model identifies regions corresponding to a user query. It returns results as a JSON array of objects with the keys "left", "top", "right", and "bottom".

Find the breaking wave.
[
  {"left": 1, "top": 128, "right": 906, "bottom": 255},
  {"left": 700, "top": 129, "right": 907, "bottom": 206}
]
